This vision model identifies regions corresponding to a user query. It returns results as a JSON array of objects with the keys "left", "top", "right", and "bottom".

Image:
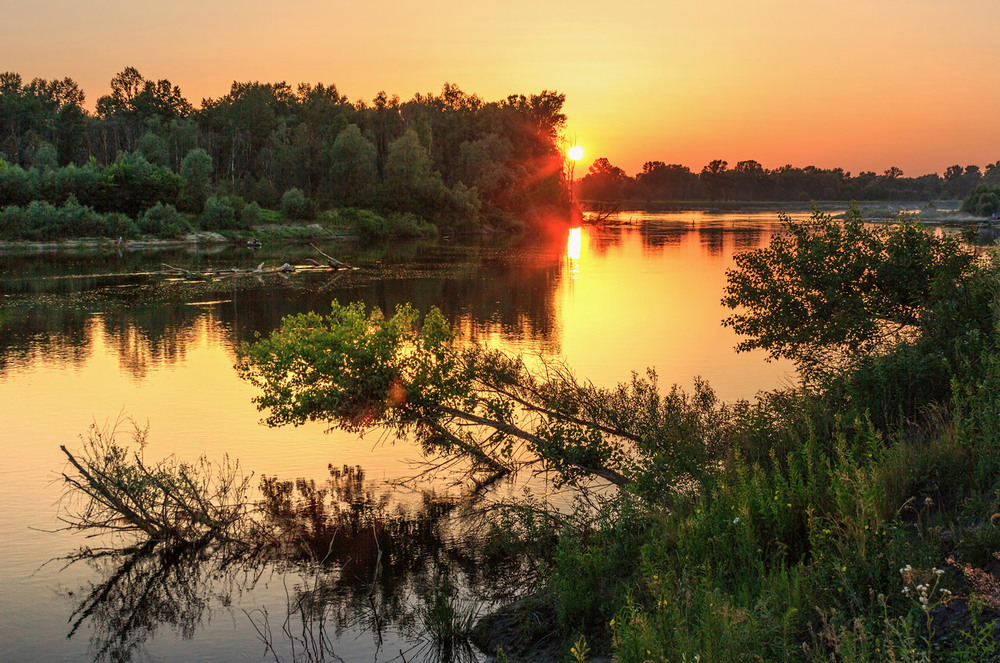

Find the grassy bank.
[{"left": 456, "top": 211, "right": 1000, "bottom": 662}]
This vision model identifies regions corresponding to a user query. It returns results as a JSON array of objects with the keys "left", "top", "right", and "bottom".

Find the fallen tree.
[
  {"left": 156, "top": 244, "right": 356, "bottom": 281},
  {"left": 235, "top": 301, "right": 729, "bottom": 502}
]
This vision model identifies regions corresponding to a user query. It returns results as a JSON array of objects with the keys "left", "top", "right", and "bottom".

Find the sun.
[{"left": 567, "top": 145, "right": 584, "bottom": 161}]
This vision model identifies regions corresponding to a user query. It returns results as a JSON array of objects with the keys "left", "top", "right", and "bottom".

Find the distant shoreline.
[{"left": 0, "top": 204, "right": 990, "bottom": 254}]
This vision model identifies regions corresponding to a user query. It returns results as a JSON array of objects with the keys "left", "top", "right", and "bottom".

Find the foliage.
[
  {"left": 240, "top": 200, "right": 262, "bottom": 226},
  {"left": 102, "top": 151, "right": 183, "bottom": 217},
  {"left": 34, "top": 141, "right": 58, "bottom": 169},
  {"left": 328, "top": 123, "right": 377, "bottom": 206},
  {"left": 581, "top": 159, "right": 987, "bottom": 203},
  {"left": 231, "top": 207, "right": 1000, "bottom": 662},
  {"left": 332, "top": 207, "right": 438, "bottom": 241},
  {"left": 238, "top": 302, "right": 741, "bottom": 499},
  {"left": 0, "top": 197, "right": 138, "bottom": 239},
  {"left": 2, "top": 71, "right": 577, "bottom": 236},
  {"left": 722, "top": 207, "right": 990, "bottom": 383},
  {"left": 138, "top": 202, "right": 189, "bottom": 237},
  {"left": 279, "top": 187, "right": 311, "bottom": 220},
  {"left": 138, "top": 132, "right": 169, "bottom": 166},
  {"left": 961, "top": 183, "right": 1000, "bottom": 216},
  {"left": 179, "top": 147, "right": 212, "bottom": 212},
  {"left": 200, "top": 194, "right": 244, "bottom": 230},
  {"left": 59, "top": 417, "right": 253, "bottom": 545}
]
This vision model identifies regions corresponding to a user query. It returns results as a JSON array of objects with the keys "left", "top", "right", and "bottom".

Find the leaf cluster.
[
  {"left": 236, "top": 302, "right": 733, "bottom": 502},
  {"left": 722, "top": 207, "right": 984, "bottom": 382}
]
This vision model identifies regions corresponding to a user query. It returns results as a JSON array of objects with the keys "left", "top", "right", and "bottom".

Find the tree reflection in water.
[
  {"left": 58, "top": 422, "right": 520, "bottom": 663},
  {"left": 65, "top": 538, "right": 262, "bottom": 663}
]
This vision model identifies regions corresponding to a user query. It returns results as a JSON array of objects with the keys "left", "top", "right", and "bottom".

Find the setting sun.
[{"left": 567, "top": 145, "right": 584, "bottom": 161}]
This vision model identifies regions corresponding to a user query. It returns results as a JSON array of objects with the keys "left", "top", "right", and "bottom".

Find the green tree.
[
  {"left": 179, "top": 147, "right": 213, "bottom": 212},
  {"left": 33, "top": 142, "right": 57, "bottom": 169},
  {"left": 385, "top": 129, "right": 436, "bottom": 192},
  {"left": 328, "top": 124, "right": 376, "bottom": 206},
  {"left": 200, "top": 195, "right": 238, "bottom": 230},
  {"left": 454, "top": 133, "right": 514, "bottom": 201},
  {"left": 962, "top": 183, "right": 1000, "bottom": 217},
  {"left": 722, "top": 207, "right": 987, "bottom": 382},
  {"left": 138, "top": 132, "right": 169, "bottom": 166},
  {"left": 280, "top": 187, "right": 311, "bottom": 220},
  {"left": 236, "top": 302, "right": 725, "bottom": 502},
  {"left": 382, "top": 128, "right": 450, "bottom": 215}
]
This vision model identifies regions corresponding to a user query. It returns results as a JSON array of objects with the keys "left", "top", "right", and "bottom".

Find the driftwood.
[
  {"left": 159, "top": 262, "right": 297, "bottom": 279},
  {"left": 156, "top": 246, "right": 356, "bottom": 281},
  {"left": 309, "top": 243, "right": 355, "bottom": 270},
  {"left": 583, "top": 201, "right": 622, "bottom": 226}
]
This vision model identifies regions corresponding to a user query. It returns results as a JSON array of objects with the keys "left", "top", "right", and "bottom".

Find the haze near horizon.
[{"left": 6, "top": 0, "right": 999, "bottom": 177}]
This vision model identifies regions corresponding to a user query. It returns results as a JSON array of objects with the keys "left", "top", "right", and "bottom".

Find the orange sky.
[{"left": 6, "top": 0, "right": 1000, "bottom": 177}]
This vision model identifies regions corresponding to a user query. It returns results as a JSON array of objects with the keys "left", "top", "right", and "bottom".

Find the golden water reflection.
[
  {"left": 0, "top": 212, "right": 802, "bottom": 661},
  {"left": 553, "top": 215, "right": 793, "bottom": 398},
  {"left": 567, "top": 226, "right": 582, "bottom": 280}
]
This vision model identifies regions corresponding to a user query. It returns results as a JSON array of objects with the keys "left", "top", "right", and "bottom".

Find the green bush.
[
  {"left": 200, "top": 195, "right": 239, "bottom": 230},
  {"left": 0, "top": 160, "right": 35, "bottom": 207},
  {"left": 386, "top": 212, "right": 437, "bottom": 239},
  {"left": 107, "top": 212, "right": 140, "bottom": 239},
  {"left": 102, "top": 152, "right": 183, "bottom": 217},
  {"left": 240, "top": 201, "right": 262, "bottom": 227},
  {"left": 962, "top": 183, "right": 1000, "bottom": 216},
  {"left": 139, "top": 202, "right": 189, "bottom": 237},
  {"left": 280, "top": 187, "right": 311, "bottom": 220},
  {"left": 0, "top": 197, "right": 135, "bottom": 240}
]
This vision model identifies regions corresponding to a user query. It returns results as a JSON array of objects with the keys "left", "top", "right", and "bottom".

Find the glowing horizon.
[{"left": 6, "top": 0, "right": 1000, "bottom": 178}]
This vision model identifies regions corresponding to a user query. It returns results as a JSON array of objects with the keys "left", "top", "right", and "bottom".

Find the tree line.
[
  {"left": 580, "top": 155, "right": 1000, "bottom": 206},
  {"left": 0, "top": 68, "right": 571, "bottom": 238}
]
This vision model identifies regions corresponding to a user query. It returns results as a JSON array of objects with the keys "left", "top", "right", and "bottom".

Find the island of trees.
[
  {"left": 0, "top": 68, "right": 571, "bottom": 241},
  {"left": 579, "top": 156, "right": 1000, "bottom": 215}
]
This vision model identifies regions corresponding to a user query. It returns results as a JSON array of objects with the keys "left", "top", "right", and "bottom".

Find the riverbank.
[
  {"left": 0, "top": 223, "right": 356, "bottom": 253},
  {"left": 2, "top": 202, "right": 992, "bottom": 253}
]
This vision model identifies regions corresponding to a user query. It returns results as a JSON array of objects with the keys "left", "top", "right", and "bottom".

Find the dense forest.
[
  {"left": 0, "top": 68, "right": 570, "bottom": 239},
  {"left": 579, "top": 155, "right": 1000, "bottom": 207},
  {"left": 5, "top": 67, "right": 1000, "bottom": 244}
]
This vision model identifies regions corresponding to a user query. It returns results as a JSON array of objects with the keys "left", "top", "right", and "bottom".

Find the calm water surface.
[{"left": 0, "top": 211, "right": 804, "bottom": 662}]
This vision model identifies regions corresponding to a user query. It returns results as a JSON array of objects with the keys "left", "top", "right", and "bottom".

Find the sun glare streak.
[{"left": 567, "top": 227, "right": 582, "bottom": 260}]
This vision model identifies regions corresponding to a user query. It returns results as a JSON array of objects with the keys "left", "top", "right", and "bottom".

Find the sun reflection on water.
[{"left": 567, "top": 226, "right": 582, "bottom": 279}]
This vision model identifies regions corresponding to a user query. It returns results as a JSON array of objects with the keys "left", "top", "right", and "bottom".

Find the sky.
[{"left": 6, "top": 0, "right": 1000, "bottom": 177}]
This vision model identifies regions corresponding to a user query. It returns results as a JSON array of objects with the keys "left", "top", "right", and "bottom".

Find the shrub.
[
  {"left": 280, "top": 188, "right": 311, "bottom": 220},
  {"left": 200, "top": 195, "right": 238, "bottom": 230},
  {"left": 139, "top": 203, "right": 189, "bottom": 237},
  {"left": 240, "top": 201, "right": 262, "bottom": 227},
  {"left": 386, "top": 212, "right": 438, "bottom": 239},
  {"left": 350, "top": 209, "right": 389, "bottom": 240},
  {"left": 102, "top": 152, "right": 183, "bottom": 217},
  {"left": 962, "top": 183, "right": 1000, "bottom": 216},
  {"left": 107, "top": 212, "right": 140, "bottom": 239},
  {"left": 0, "top": 198, "right": 132, "bottom": 240}
]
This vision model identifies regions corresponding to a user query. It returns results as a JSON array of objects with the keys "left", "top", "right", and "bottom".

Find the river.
[{"left": 0, "top": 211, "right": 801, "bottom": 662}]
